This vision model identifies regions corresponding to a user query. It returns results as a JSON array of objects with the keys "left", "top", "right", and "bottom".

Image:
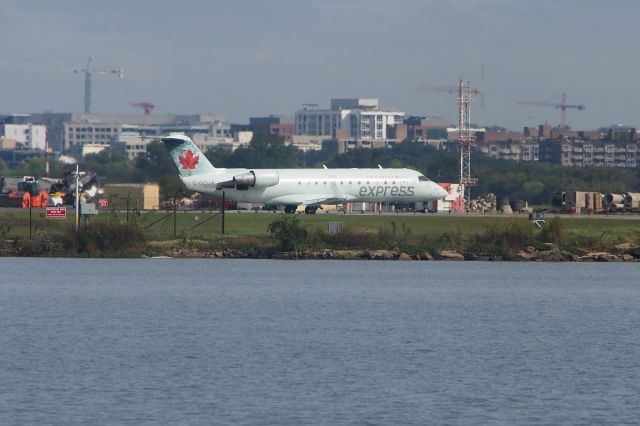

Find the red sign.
[
  {"left": 46, "top": 207, "right": 67, "bottom": 219},
  {"left": 98, "top": 198, "right": 109, "bottom": 208}
]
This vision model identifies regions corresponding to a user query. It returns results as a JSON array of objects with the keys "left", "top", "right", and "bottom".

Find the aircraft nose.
[{"left": 434, "top": 184, "right": 448, "bottom": 199}]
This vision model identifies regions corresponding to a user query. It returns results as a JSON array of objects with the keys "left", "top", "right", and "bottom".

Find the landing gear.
[
  {"left": 284, "top": 205, "right": 297, "bottom": 214},
  {"left": 304, "top": 206, "right": 318, "bottom": 215}
]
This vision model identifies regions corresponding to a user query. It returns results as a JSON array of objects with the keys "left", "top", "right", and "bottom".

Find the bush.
[
  {"left": 328, "top": 228, "right": 376, "bottom": 249},
  {"left": 15, "top": 234, "right": 66, "bottom": 256},
  {"left": 378, "top": 221, "right": 411, "bottom": 242},
  {"left": 67, "top": 221, "right": 147, "bottom": 255},
  {"left": 267, "top": 216, "right": 308, "bottom": 251},
  {"left": 480, "top": 219, "right": 535, "bottom": 250},
  {"left": 436, "top": 228, "right": 465, "bottom": 250},
  {"left": 539, "top": 216, "right": 565, "bottom": 244}
]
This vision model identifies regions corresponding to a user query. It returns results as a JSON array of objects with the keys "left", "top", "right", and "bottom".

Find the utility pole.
[
  {"left": 74, "top": 164, "right": 80, "bottom": 231},
  {"left": 72, "top": 164, "right": 86, "bottom": 231},
  {"left": 221, "top": 191, "right": 225, "bottom": 234}
]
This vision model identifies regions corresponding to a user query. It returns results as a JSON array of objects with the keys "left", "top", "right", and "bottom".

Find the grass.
[
  {"left": 3, "top": 208, "right": 640, "bottom": 241},
  {"left": 3, "top": 206, "right": 640, "bottom": 259}
]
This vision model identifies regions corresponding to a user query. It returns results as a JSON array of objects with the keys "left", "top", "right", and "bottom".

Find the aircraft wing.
[{"left": 266, "top": 194, "right": 353, "bottom": 206}]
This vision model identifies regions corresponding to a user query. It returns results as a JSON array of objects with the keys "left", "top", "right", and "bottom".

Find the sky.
[{"left": 0, "top": 0, "right": 638, "bottom": 130}]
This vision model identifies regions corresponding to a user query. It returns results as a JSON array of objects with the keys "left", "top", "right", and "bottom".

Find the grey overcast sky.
[{"left": 0, "top": 0, "right": 638, "bottom": 130}]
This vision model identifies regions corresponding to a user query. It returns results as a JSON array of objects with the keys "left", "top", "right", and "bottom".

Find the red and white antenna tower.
[{"left": 457, "top": 78, "right": 478, "bottom": 212}]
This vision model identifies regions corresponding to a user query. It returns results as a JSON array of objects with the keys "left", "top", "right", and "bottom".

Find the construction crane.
[
  {"left": 73, "top": 57, "right": 124, "bottom": 113},
  {"left": 0, "top": 57, "right": 123, "bottom": 113},
  {"left": 418, "top": 79, "right": 479, "bottom": 212},
  {"left": 130, "top": 101, "right": 156, "bottom": 115},
  {"left": 418, "top": 84, "right": 482, "bottom": 96},
  {"left": 517, "top": 93, "right": 585, "bottom": 129}
]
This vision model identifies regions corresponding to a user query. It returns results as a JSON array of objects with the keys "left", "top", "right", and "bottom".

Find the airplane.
[{"left": 162, "top": 135, "right": 448, "bottom": 214}]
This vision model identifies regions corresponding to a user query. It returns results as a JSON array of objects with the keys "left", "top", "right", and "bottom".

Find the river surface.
[{"left": 0, "top": 259, "right": 639, "bottom": 425}]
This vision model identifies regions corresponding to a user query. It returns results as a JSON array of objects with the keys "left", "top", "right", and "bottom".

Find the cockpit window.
[{"left": 418, "top": 175, "right": 431, "bottom": 182}]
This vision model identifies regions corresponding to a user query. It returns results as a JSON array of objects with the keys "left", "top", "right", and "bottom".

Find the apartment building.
[
  {"left": 476, "top": 140, "right": 539, "bottom": 162},
  {"left": 539, "top": 139, "right": 639, "bottom": 168},
  {"left": 2, "top": 123, "right": 47, "bottom": 150},
  {"left": 295, "top": 98, "right": 404, "bottom": 141}
]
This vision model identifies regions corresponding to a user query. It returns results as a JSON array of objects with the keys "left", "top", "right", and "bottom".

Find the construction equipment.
[
  {"left": 130, "top": 101, "right": 156, "bottom": 115},
  {"left": 0, "top": 57, "right": 124, "bottom": 113},
  {"left": 74, "top": 57, "right": 124, "bottom": 113},
  {"left": 517, "top": 93, "right": 585, "bottom": 129},
  {"left": 48, "top": 170, "right": 99, "bottom": 206},
  {"left": 0, "top": 176, "right": 49, "bottom": 208},
  {"left": 418, "top": 84, "right": 481, "bottom": 96},
  {"left": 552, "top": 191, "right": 603, "bottom": 214}
]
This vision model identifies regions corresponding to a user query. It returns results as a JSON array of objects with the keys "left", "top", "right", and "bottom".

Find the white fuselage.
[{"left": 182, "top": 167, "right": 446, "bottom": 206}]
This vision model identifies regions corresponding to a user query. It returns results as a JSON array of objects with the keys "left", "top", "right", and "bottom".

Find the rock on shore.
[{"left": 160, "top": 245, "right": 640, "bottom": 262}]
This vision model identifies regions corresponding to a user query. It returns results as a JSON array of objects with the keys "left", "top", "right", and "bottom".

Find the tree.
[
  {"left": 135, "top": 141, "right": 190, "bottom": 198},
  {"left": 14, "top": 157, "right": 63, "bottom": 178},
  {"left": 81, "top": 150, "right": 137, "bottom": 183},
  {"left": 0, "top": 159, "right": 8, "bottom": 176},
  {"left": 268, "top": 216, "right": 308, "bottom": 251},
  {"left": 216, "top": 133, "right": 299, "bottom": 168}
]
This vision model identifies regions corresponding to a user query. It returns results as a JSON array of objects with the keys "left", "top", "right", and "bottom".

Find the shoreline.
[
  {"left": 159, "top": 246, "right": 640, "bottom": 262},
  {"left": 2, "top": 239, "right": 640, "bottom": 262}
]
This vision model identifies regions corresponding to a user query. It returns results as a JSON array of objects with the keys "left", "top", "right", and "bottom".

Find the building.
[
  {"left": 249, "top": 115, "right": 294, "bottom": 142},
  {"left": 2, "top": 123, "right": 47, "bottom": 150},
  {"left": 289, "top": 135, "right": 325, "bottom": 152},
  {"left": 63, "top": 113, "right": 228, "bottom": 156},
  {"left": 119, "top": 132, "right": 154, "bottom": 160},
  {"left": 295, "top": 98, "right": 404, "bottom": 141},
  {"left": 193, "top": 131, "right": 253, "bottom": 153},
  {"left": 539, "top": 139, "right": 639, "bottom": 168},
  {"left": 405, "top": 116, "right": 452, "bottom": 141},
  {"left": 476, "top": 140, "right": 539, "bottom": 162}
]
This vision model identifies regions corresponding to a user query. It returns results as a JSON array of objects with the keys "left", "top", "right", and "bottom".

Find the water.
[{"left": 0, "top": 259, "right": 639, "bottom": 425}]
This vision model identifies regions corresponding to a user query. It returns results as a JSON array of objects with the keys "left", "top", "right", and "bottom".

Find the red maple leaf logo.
[{"left": 179, "top": 149, "right": 199, "bottom": 170}]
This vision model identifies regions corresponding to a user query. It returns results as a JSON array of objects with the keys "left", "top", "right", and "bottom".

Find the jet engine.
[{"left": 232, "top": 170, "right": 279, "bottom": 190}]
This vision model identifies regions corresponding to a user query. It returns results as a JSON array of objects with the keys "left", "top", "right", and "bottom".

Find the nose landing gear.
[{"left": 304, "top": 206, "right": 318, "bottom": 215}]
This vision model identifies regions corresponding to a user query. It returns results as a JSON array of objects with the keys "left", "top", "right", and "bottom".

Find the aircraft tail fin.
[{"left": 161, "top": 135, "right": 216, "bottom": 177}]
